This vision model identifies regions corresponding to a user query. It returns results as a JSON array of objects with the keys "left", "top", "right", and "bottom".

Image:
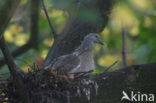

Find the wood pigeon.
[{"left": 45, "top": 33, "right": 104, "bottom": 76}]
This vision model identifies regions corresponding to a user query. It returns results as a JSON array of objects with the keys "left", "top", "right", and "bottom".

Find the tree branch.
[
  {"left": 0, "top": 36, "right": 28, "bottom": 103},
  {"left": 0, "top": 42, "right": 32, "bottom": 67},
  {"left": 41, "top": 0, "right": 57, "bottom": 39},
  {"left": 70, "top": 62, "right": 156, "bottom": 103},
  {"left": 0, "top": 36, "right": 19, "bottom": 76}
]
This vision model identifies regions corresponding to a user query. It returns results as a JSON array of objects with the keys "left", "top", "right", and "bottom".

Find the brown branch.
[
  {"left": 121, "top": 27, "right": 127, "bottom": 67},
  {"left": 0, "top": 36, "right": 20, "bottom": 76},
  {"left": 0, "top": 42, "right": 33, "bottom": 68},
  {"left": 41, "top": 0, "right": 57, "bottom": 39},
  {"left": 0, "top": 36, "right": 28, "bottom": 103}
]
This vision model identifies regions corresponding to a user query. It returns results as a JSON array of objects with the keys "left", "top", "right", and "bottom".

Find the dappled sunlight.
[
  {"left": 98, "top": 54, "right": 120, "bottom": 67},
  {"left": 94, "top": 44, "right": 101, "bottom": 55},
  {"left": 43, "top": 38, "right": 54, "bottom": 47},
  {"left": 105, "top": 1, "right": 156, "bottom": 66},
  {"left": 129, "top": 25, "right": 139, "bottom": 36},
  {"left": 22, "top": 65, "right": 29, "bottom": 72},
  {"left": 110, "top": 3, "right": 139, "bottom": 30},
  {"left": 21, "top": 0, "right": 27, "bottom": 5},
  {"left": 50, "top": 9, "right": 65, "bottom": 17},
  {"left": 128, "top": 0, "right": 154, "bottom": 12},
  {"left": 4, "top": 24, "right": 29, "bottom": 46},
  {"left": 14, "top": 33, "right": 29, "bottom": 46},
  {"left": 9, "top": 24, "right": 23, "bottom": 34},
  {"left": 41, "top": 49, "right": 48, "bottom": 58},
  {"left": 101, "top": 27, "right": 110, "bottom": 37},
  {"left": 144, "top": 16, "right": 152, "bottom": 27},
  {"left": 4, "top": 31, "right": 14, "bottom": 43}
]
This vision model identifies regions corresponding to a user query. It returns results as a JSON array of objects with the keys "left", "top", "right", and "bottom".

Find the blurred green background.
[{"left": 0, "top": 0, "right": 156, "bottom": 75}]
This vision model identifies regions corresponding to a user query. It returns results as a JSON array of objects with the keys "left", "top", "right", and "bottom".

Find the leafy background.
[{"left": 0, "top": 0, "right": 156, "bottom": 75}]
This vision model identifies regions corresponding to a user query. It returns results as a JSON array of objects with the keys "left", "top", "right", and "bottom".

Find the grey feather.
[{"left": 52, "top": 54, "right": 80, "bottom": 75}]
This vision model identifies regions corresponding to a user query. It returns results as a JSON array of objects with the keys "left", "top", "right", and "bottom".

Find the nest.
[{"left": 0, "top": 68, "right": 98, "bottom": 103}]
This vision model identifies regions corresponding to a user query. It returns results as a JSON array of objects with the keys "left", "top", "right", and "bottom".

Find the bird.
[{"left": 45, "top": 33, "right": 104, "bottom": 77}]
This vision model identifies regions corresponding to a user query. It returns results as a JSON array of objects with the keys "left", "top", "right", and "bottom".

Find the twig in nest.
[
  {"left": 104, "top": 60, "right": 118, "bottom": 72},
  {"left": 69, "top": 70, "right": 93, "bottom": 75},
  {"left": 69, "top": 70, "right": 93, "bottom": 79}
]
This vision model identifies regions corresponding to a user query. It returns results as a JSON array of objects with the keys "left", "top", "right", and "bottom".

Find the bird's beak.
[{"left": 97, "top": 40, "right": 104, "bottom": 45}]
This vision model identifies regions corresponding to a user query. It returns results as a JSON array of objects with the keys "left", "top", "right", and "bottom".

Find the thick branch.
[
  {"left": 0, "top": 36, "right": 28, "bottom": 103},
  {"left": 0, "top": 42, "right": 32, "bottom": 67},
  {"left": 71, "top": 62, "right": 156, "bottom": 103},
  {"left": 0, "top": 36, "right": 19, "bottom": 76}
]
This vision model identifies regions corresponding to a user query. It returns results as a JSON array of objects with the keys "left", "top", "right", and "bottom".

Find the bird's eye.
[{"left": 95, "top": 36, "right": 98, "bottom": 38}]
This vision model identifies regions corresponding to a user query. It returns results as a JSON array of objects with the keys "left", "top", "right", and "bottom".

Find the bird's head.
[
  {"left": 84, "top": 33, "right": 104, "bottom": 45},
  {"left": 76, "top": 33, "right": 104, "bottom": 54}
]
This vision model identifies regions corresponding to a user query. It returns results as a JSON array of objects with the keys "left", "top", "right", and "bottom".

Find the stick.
[
  {"left": 104, "top": 60, "right": 118, "bottom": 72},
  {"left": 41, "top": 0, "right": 57, "bottom": 39},
  {"left": 121, "top": 27, "right": 127, "bottom": 67}
]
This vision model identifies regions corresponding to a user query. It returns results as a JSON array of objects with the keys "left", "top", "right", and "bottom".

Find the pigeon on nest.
[{"left": 45, "top": 33, "right": 104, "bottom": 77}]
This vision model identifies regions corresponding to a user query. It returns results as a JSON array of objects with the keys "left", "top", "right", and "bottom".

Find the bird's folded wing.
[{"left": 51, "top": 54, "right": 80, "bottom": 75}]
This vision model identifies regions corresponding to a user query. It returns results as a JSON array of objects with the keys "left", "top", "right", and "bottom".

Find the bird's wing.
[
  {"left": 74, "top": 46, "right": 89, "bottom": 56},
  {"left": 51, "top": 54, "right": 80, "bottom": 75}
]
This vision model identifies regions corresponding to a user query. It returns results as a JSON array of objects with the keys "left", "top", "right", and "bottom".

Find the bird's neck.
[
  {"left": 82, "top": 39, "right": 94, "bottom": 50},
  {"left": 76, "top": 40, "right": 94, "bottom": 55}
]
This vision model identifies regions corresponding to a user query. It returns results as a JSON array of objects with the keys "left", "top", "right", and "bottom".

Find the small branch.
[
  {"left": 0, "top": 36, "right": 20, "bottom": 75},
  {"left": 41, "top": 0, "right": 57, "bottom": 39},
  {"left": 121, "top": 27, "right": 127, "bottom": 67},
  {"left": 104, "top": 60, "right": 118, "bottom": 72},
  {"left": 0, "top": 42, "right": 32, "bottom": 68}
]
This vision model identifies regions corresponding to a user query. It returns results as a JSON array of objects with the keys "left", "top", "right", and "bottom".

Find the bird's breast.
[{"left": 78, "top": 51, "right": 95, "bottom": 72}]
